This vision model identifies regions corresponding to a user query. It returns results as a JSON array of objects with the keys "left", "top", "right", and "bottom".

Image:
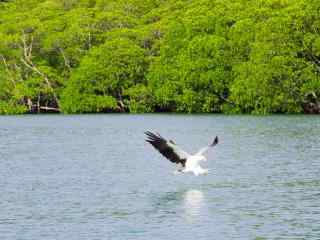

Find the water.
[{"left": 0, "top": 114, "right": 319, "bottom": 240}]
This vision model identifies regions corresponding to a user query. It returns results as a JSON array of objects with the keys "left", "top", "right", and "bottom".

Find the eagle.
[{"left": 145, "top": 131, "right": 218, "bottom": 176}]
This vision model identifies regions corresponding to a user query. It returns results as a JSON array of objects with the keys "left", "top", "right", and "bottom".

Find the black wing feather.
[
  {"left": 145, "top": 131, "right": 186, "bottom": 167},
  {"left": 210, "top": 136, "right": 218, "bottom": 147}
]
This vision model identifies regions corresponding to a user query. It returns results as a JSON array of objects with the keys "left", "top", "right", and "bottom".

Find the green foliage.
[
  {"left": 0, "top": 101, "right": 27, "bottom": 114},
  {"left": 60, "top": 38, "right": 147, "bottom": 113},
  {"left": 124, "top": 84, "right": 154, "bottom": 113},
  {"left": 0, "top": 0, "right": 319, "bottom": 114}
]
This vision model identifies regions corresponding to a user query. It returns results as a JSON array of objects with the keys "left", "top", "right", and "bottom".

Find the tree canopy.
[{"left": 0, "top": 0, "right": 319, "bottom": 114}]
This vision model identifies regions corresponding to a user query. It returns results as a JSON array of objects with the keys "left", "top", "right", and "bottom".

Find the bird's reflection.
[
  {"left": 148, "top": 189, "right": 205, "bottom": 223},
  {"left": 183, "top": 189, "right": 204, "bottom": 222}
]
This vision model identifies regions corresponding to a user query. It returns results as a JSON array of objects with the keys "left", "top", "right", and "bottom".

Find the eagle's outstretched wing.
[
  {"left": 195, "top": 136, "right": 219, "bottom": 156},
  {"left": 145, "top": 131, "right": 190, "bottom": 167}
]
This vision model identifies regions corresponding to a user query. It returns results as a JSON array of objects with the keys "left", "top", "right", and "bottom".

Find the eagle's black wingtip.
[
  {"left": 144, "top": 131, "right": 152, "bottom": 135},
  {"left": 145, "top": 131, "right": 164, "bottom": 140},
  {"left": 212, "top": 136, "right": 219, "bottom": 146},
  {"left": 145, "top": 131, "right": 156, "bottom": 138}
]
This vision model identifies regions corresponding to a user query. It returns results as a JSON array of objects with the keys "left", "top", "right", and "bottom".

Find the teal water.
[{"left": 0, "top": 115, "right": 319, "bottom": 239}]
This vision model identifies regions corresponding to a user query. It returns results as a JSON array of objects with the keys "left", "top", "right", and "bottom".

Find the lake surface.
[{"left": 0, "top": 114, "right": 319, "bottom": 240}]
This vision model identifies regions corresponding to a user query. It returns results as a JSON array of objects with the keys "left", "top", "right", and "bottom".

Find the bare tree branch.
[
  {"left": 1, "top": 55, "right": 16, "bottom": 87},
  {"left": 20, "top": 32, "right": 60, "bottom": 109},
  {"left": 59, "top": 47, "right": 71, "bottom": 70}
]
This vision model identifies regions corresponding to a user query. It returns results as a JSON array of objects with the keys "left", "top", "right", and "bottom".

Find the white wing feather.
[
  {"left": 195, "top": 146, "right": 211, "bottom": 156},
  {"left": 195, "top": 136, "right": 219, "bottom": 156}
]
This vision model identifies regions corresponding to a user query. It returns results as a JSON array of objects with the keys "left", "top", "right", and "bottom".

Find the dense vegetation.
[{"left": 0, "top": 0, "right": 319, "bottom": 114}]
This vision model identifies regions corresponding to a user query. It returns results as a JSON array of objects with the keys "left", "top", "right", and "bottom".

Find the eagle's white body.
[
  {"left": 172, "top": 145, "right": 211, "bottom": 176},
  {"left": 182, "top": 155, "right": 208, "bottom": 176}
]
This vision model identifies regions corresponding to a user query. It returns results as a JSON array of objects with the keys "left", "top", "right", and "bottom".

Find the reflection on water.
[
  {"left": 148, "top": 189, "right": 205, "bottom": 224},
  {"left": 148, "top": 190, "right": 184, "bottom": 221},
  {"left": 183, "top": 189, "right": 204, "bottom": 222}
]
